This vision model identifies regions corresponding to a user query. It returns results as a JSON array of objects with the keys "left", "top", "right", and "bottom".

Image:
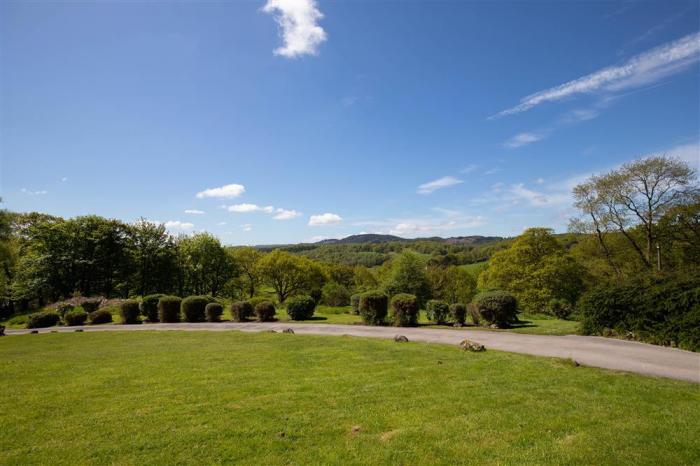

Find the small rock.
[
  {"left": 351, "top": 425, "right": 361, "bottom": 434},
  {"left": 394, "top": 335, "right": 408, "bottom": 342},
  {"left": 488, "top": 324, "right": 499, "bottom": 329},
  {"left": 75, "top": 329, "right": 84, "bottom": 332},
  {"left": 282, "top": 328, "right": 295, "bottom": 334},
  {"left": 30, "top": 330, "right": 39, "bottom": 334},
  {"left": 276, "top": 431, "right": 285, "bottom": 438},
  {"left": 459, "top": 339, "right": 485, "bottom": 352}
]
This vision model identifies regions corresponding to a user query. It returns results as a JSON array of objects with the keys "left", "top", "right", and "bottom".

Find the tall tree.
[
  {"left": 129, "top": 219, "right": 178, "bottom": 296},
  {"left": 229, "top": 246, "right": 263, "bottom": 298},
  {"left": 258, "top": 250, "right": 325, "bottom": 303}
]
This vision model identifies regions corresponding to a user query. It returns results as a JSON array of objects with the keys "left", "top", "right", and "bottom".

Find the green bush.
[
  {"left": 64, "top": 309, "right": 88, "bottom": 326},
  {"left": 390, "top": 293, "right": 419, "bottom": 327},
  {"left": 471, "top": 291, "right": 518, "bottom": 327},
  {"left": 426, "top": 300, "right": 449, "bottom": 324},
  {"left": 81, "top": 299, "right": 101, "bottom": 314},
  {"left": 26, "top": 312, "right": 60, "bottom": 329},
  {"left": 350, "top": 294, "right": 361, "bottom": 315},
  {"left": 205, "top": 303, "right": 224, "bottom": 322},
  {"left": 359, "top": 291, "right": 388, "bottom": 326},
  {"left": 286, "top": 295, "right": 316, "bottom": 321},
  {"left": 548, "top": 298, "right": 572, "bottom": 319},
  {"left": 181, "top": 296, "right": 210, "bottom": 323},
  {"left": 254, "top": 301, "right": 276, "bottom": 322},
  {"left": 231, "top": 301, "right": 253, "bottom": 322},
  {"left": 449, "top": 303, "right": 467, "bottom": 325},
  {"left": 247, "top": 296, "right": 272, "bottom": 309},
  {"left": 89, "top": 309, "right": 113, "bottom": 325},
  {"left": 578, "top": 273, "right": 700, "bottom": 351},
  {"left": 322, "top": 283, "right": 351, "bottom": 307},
  {"left": 140, "top": 294, "right": 163, "bottom": 322},
  {"left": 158, "top": 296, "right": 182, "bottom": 323},
  {"left": 55, "top": 302, "right": 75, "bottom": 317},
  {"left": 120, "top": 300, "right": 141, "bottom": 324}
]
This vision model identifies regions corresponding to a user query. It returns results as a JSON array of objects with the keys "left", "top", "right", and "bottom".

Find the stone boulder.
[
  {"left": 459, "top": 339, "right": 485, "bottom": 352},
  {"left": 394, "top": 335, "right": 409, "bottom": 342}
]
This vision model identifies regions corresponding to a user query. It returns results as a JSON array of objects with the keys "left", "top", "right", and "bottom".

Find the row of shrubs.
[
  {"left": 26, "top": 294, "right": 320, "bottom": 328},
  {"left": 350, "top": 289, "right": 518, "bottom": 327}
]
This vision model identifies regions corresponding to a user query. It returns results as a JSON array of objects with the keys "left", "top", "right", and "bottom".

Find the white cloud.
[
  {"left": 21, "top": 188, "right": 47, "bottom": 196},
  {"left": 228, "top": 203, "right": 269, "bottom": 213},
  {"left": 388, "top": 216, "right": 486, "bottom": 237},
  {"left": 492, "top": 31, "right": 700, "bottom": 118},
  {"left": 217, "top": 221, "right": 227, "bottom": 226},
  {"left": 273, "top": 209, "right": 302, "bottom": 220},
  {"left": 262, "top": 0, "right": 327, "bottom": 58},
  {"left": 242, "top": 224, "right": 253, "bottom": 232},
  {"left": 535, "top": 178, "right": 545, "bottom": 185},
  {"left": 308, "top": 213, "right": 342, "bottom": 226},
  {"left": 484, "top": 168, "right": 502, "bottom": 175},
  {"left": 196, "top": 183, "right": 245, "bottom": 199},
  {"left": 664, "top": 141, "right": 699, "bottom": 169},
  {"left": 164, "top": 220, "right": 195, "bottom": 231},
  {"left": 504, "top": 132, "right": 547, "bottom": 149},
  {"left": 184, "top": 209, "right": 205, "bottom": 215},
  {"left": 417, "top": 176, "right": 463, "bottom": 194},
  {"left": 461, "top": 164, "right": 479, "bottom": 174}
]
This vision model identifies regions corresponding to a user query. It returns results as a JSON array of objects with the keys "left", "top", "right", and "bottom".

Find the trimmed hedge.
[
  {"left": 359, "top": 291, "right": 388, "bottom": 326},
  {"left": 89, "top": 309, "right": 113, "bottom": 325},
  {"left": 286, "top": 295, "right": 316, "bottom": 321},
  {"left": 322, "top": 283, "right": 351, "bottom": 307},
  {"left": 254, "top": 301, "right": 276, "bottom": 322},
  {"left": 231, "top": 301, "right": 253, "bottom": 322},
  {"left": 181, "top": 296, "right": 210, "bottom": 323},
  {"left": 350, "top": 294, "right": 361, "bottom": 315},
  {"left": 120, "top": 300, "right": 141, "bottom": 324},
  {"left": 26, "top": 312, "right": 60, "bottom": 329},
  {"left": 158, "top": 296, "right": 182, "bottom": 323},
  {"left": 390, "top": 293, "right": 419, "bottom": 327},
  {"left": 140, "top": 294, "right": 163, "bottom": 322},
  {"left": 449, "top": 303, "right": 467, "bottom": 326},
  {"left": 578, "top": 273, "right": 700, "bottom": 351},
  {"left": 81, "top": 299, "right": 101, "bottom": 314},
  {"left": 426, "top": 300, "right": 449, "bottom": 324},
  {"left": 205, "top": 303, "right": 224, "bottom": 322},
  {"left": 471, "top": 291, "right": 518, "bottom": 327},
  {"left": 64, "top": 309, "right": 88, "bottom": 326}
]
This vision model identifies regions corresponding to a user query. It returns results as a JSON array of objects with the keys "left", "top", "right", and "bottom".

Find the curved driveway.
[{"left": 6, "top": 322, "right": 699, "bottom": 383}]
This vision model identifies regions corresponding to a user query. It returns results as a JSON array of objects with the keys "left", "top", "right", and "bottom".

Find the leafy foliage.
[
  {"left": 358, "top": 291, "right": 388, "bottom": 326},
  {"left": 425, "top": 300, "right": 449, "bottom": 324},
  {"left": 140, "top": 294, "right": 164, "bottom": 322},
  {"left": 382, "top": 251, "right": 431, "bottom": 308},
  {"left": 471, "top": 291, "right": 518, "bottom": 327},
  {"left": 389, "top": 293, "right": 419, "bottom": 327},
  {"left": 89, "top": 309, "right": 113, "bottom": 325},
  {"left": 158, "top": 296, "right": 182, "bottom": 323},
  {"left": 120, "top": 300, "right": 141, "bottom": 324},
  {"left": 321, "top": 282, "right": 350, "bottom": 306},
  {"left": 181, "top": 296, "right": 211, "bottom": 323},
  {"left": 449, "top": 303, "right": 466, "bottom": 325},
  {"left": 254, "top": 301, "right": 276, "bottom": 322},
  {"left": 258, "top": 250, "right": 325, "bottom": 303},
  {"left": 204, "top": 302, "right": 224, "bottom": 322},
  {"left": 26, "top": 311, "right": 60, "bottom": 329},
  {"left": 350, "top": 294, "right": 361, "bottom": 315},
  {"left": 231, "top": 301, "right": 253, "bottom": 322},
  {"left": 63, "top": 309, "right": 88, "bottom": 326},
  {"left": 285, "top": 295, "right": 316, "bottom": 321}
]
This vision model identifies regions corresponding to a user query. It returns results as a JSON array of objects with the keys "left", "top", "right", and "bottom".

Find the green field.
[{"left": 1, "top": 332, "right": 698, "bottom": 465}]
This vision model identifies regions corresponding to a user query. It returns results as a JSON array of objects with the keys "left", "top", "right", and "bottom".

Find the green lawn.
[{"left": 1, "top": 332, "right": 698, "bottom": 465}]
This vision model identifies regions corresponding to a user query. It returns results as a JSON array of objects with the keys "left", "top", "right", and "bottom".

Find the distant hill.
[{"left": 315, "top": 233, "right": 504, "bottom": 245}]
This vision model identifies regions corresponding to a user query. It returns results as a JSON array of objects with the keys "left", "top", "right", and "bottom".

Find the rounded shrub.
[
  {"left": 350, "top": 294, "right": 361, "bottom": 315},
  {"left": 286, "top": 295, "right": 316, "bottom": 321},
  {"left": 449, "top": 303, "right": 467, "bottom": 326},
  {"left": 322, "top": 283, "right": 351, "bottom": 307},
  {"left": 140, "top": 294, "right": 163, "bottom": 322},
  {"left": 231, "top": 301, "right": 253, "bottom": 322},
  {"left": 55, "top": 302, "right": 75, "bottom": 317},
  {"left": 254, "top": 301, "right": 276, "bottom": 322},
  {"left": 205, "top": 302, "right": 224, "bottom": 322},
  {"left": 64, "top": 309, "right": 88, "bottom": 326},
  {"left": 120, "top": 300, "right": 141, "bottom": 324},
  {"left": 548, "top": 298, "right": 572, "bottom": 319},
  {"left": 390, "top": 293, "right": 419, "bottom": 327},
  {"left": 471, "top": 291, "right": 518, "bottom": 327},
  {"left": 158, "top": 296, "right": 182, "bottom": 323},
  {"left": 89, "top": 309, "right": 113, "bottom": 325},
  {"left": 359, "top": 291, "right": 388, "bottom": 326},
  {"left": 81, "top": 299, "right": 101, "bottom": 314},
  {"left": 181, "top": 296, "right": 211, "bottom": 323},
  {"left": 26, "top": 312, "right": 60, "bottom": 329},
  {"left": 426, "top": 300, "right": 450, "bottom": 324}
]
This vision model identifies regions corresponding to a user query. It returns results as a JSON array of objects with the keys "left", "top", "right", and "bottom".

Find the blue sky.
[{"left": 1, "top": 0, "right": 698, "bottom": 245}]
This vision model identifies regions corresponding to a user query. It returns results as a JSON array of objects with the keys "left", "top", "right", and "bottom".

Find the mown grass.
[{"left": 0, "top": 332, "right": 697, "bottom": 465}]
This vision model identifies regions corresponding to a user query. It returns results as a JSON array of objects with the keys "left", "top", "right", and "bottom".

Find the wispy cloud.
[
  {"left": 196, "top": 183, "right": 245, "bottom": 199},
  {"left": 184, "top": 209, "right": 205, "bottom": 215},
  {"left": 21, "top": 188, "right": 47, "bottom": 196},
  {"left": 491, "top": 32, "right": 700, "bottom": 118},
  {"left": 484, "top": 168, "right": 502, "bottom": 175},
  {"left": 460, "top": 164, "right": 479, "bottom": 174},
  {"left": 618, "top": 10, "right": 690, "bottom": 56},
  {"left": 262, "top": 0, "right": 327, "bottom": 58},
  {"left": 309, "top": 213, "right": 342, "bottom": 226},
  {"left": 242, "top": 224, "right": 253, "bottom": 232},
  {"left": 417, "top": 176, "right": 463, "bottom": 194},
  {"left": 504, "top": 132, "right": 547, "bottom": 149},
  {"left": 228, "top": 203, "right": 301, "bottom": 220},
  {"left": 273, "top": 209, "right": 302, "bottom": 220},
  {"left": 164, "top": 220, "right": 194, "bottom": 231}
]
